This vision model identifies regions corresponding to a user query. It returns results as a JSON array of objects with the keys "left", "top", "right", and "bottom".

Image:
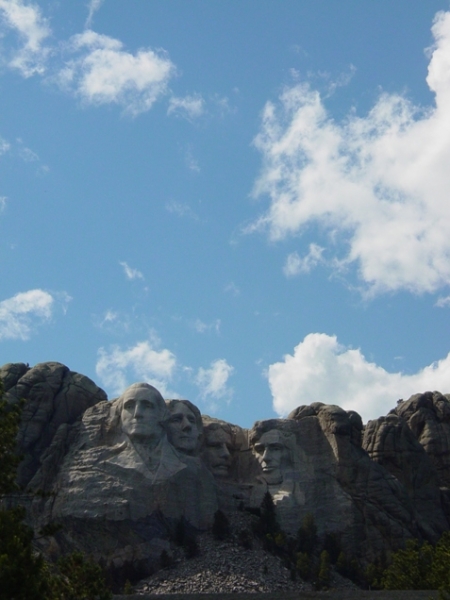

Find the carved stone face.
[
  {"left": 120, "top": 385, "right": 165, "bottom": 443},
  {"left": 167, "top": 402, "right": 200, "bottom": 454},
  {"left": 202, "top": 428, "right": 233, "bottom": 477},
  {"left": 253, "top": 429, "right": 289, "bottom": 485}
]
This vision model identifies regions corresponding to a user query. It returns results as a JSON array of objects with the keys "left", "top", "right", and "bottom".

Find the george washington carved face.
[{"left": 119, "top": 383, "right": 167, "bottom": 444}]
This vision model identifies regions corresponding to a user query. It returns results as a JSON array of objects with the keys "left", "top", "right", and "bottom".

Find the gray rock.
[
  {"left": 2, "top": 361, "right": 106, "bottom": 488},
  {"left": 2, "top": 361, "right": 450, "bottom": 588}
]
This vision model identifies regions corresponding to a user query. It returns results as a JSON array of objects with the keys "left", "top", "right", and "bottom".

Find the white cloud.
[
  {"left": 184, "top": 148, "right": 200, "bottom": 172},
  {"left": 0, "top": 197, "right": 6, "bottom": 212},
  {"left": 0, "top": 289, "right": 61, "bottom": 340},
  {"left": 85, "top": 0, "right": 104, "bottom": 29},
  {"left": 193, "top": 318, "right": 221, "bottom": 334},
  {"left": 165, "top": 200, "right": 199, "bottom": 220},
  {"left": 0, "top": 0, "right": 50, "bottom": 77},
  {"left": 119, "top": 261, "right": 144, "bottom": 280},
  {"left": 250, "top": 10, "right": 450, "bottom": 296},
  {"left": 435, "top": 295, "right": 450, "bottom": 308},
  {"left": 0, "top": 136, "right": 10, "bottom": 154},
  {"left": 283, "top": 243, "right": 325, "bottom": 277},
  {"left": 268, "top": 333, "right": 450, "bottom": 423},
  {"left": 195, "top": 358, "right": 234, "bottom": 410},
  {"left": 96, "top": 338, "right": 177, "bottom": 396},
  {"left": 224, "top": 281, "right": 240, "bottom": 296},
  {"left": 167, "top": 94, "right": 204, "bottom": 120},
  {"left": 59, "top": 30, "right": 175, "bottom": 115}
]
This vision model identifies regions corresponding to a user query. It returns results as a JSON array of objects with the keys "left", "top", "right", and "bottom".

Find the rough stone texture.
[
  {"left": 391, "top": 392, "right": 450, "bottom": 488},
  {"left": 2, "top": 361, "right": 450, "bottom": 592},
  {"left": 284, "top": 404, "right": 431, "bottom": 562},
  {"left": 362, "top": 413, "right": 447, "bottom": 540},
  {"left": 1, "top": 361, "right": 107, "bottom": 488}
]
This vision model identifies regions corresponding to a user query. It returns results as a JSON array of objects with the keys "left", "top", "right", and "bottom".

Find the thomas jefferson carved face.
[
  {"left": 166, "top": 401, "right": 201, "bottom": 454},
  {"left": 120, "top": 384, "right": 166, "bottom": 443},
  {"left": 202, "top": 427, "right": 233, "bottom": 477},
  {"left": 253, "top": 429, "right": 290, "bottom": 485}
]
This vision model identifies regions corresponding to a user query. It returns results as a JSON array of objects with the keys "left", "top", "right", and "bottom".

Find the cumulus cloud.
[
  {"left": 96, "top": 338, "right": 177, "bottom": 396},
  {"left": 119, "top": 261, "right": 144, "bottom": 280},
  {"left": 0, "top": 0, "right": 50, "bottom": 76},
  {"left": 195, "top": 359, "right": 234, "bottom": 410},
  {"left": 58, "top": 30, "right": 175, "bottom": 115},
  {"left": 283, "top": 243, "right": 325, "bottom": 277},
  {"left": 0, "top": 289, "right": 69, "bottom": 340},
  {"left": 167, "top": 94, "right": 205, "bottom": 120},
  {"left": 268, "top": 333, "right": 450, "bottom": 422},
  {"left": 250, "top": 11, "right": 450, "bottom": 296}
]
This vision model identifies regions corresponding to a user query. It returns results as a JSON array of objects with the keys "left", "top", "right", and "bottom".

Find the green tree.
[
  {"left": 0, "top": 379, "right": 112, "bottom": 600},
  {"left": 296, "top": 513, "right": 317, "bottom": 555},
  {"left": 382, "top": 539, "right": 434, "bottom": 590},
  {"left": 212, "top": 509, "right": 231, "bottom": 540},
  {"left": 317, "top": 550, "right": 331, "bottom": 589},
  {"left": 259, "top": 491, "right": 279, "bottom": 536}
]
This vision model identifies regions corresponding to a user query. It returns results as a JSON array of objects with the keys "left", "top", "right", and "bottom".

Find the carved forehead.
[
  {"left": 258, "top": 430, "right": 284, "bottom": 446},
  {"left": 166, "top": 399, "right": 203, "bottom": 431},
  {"left": 118, "top": 383, "right": 167, "bottom": 416},
  {"left": 205, "top": 427, "right": 232, "bottom": 445}
]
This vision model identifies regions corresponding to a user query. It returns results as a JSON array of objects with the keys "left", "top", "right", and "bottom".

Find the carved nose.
[
  {"left": 219, "top": 444, "right": 230, "bottom": 458},
  {"left": 181, "top": 417, "right": 192, "bottom": 430}
]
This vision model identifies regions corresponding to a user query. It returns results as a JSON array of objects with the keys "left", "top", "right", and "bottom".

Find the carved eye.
[
  {"left": 124, "top": 399, "right": 135, "bottom": 410},
  {"left": 254, "top": 444, "right": 264, "bottom": 454}
]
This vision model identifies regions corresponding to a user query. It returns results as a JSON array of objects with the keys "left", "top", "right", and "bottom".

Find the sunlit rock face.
[
  {"left": 0, "top": 361, "right": 106, "bottom": 489},
  {"left": 2, "top": 360, "right": 450, "bottom": 583}
]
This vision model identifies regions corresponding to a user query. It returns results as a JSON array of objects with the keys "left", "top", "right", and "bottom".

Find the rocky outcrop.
[
  {"left": 2, "top": 361, "right": 450, "bottom": 589},
  {"left": 1, "top": 362, "right": 106, "bottom": 489},
  {"left": 392, "top": 391, "right": 450, "bottom": 488}
]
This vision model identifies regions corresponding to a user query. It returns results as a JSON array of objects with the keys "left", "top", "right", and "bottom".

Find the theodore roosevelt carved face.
[{"left": 166, "top": 400, "right": 202, "bottom": 455}]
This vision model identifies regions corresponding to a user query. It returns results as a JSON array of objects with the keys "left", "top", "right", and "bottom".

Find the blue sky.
[{"left": 1, "top": 0, "right": 450, "bottom": 428}]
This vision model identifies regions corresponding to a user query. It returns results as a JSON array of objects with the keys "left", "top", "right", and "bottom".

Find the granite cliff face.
[{"left": 2, "top": 361, "right": 450, "bottom": 585}]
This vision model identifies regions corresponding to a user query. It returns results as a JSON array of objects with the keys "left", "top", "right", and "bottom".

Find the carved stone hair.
[
  {"left": 107, "top": 383, "right": 169, "bottom": 435},
  {"left": 165, "top": 399, "right": 203, "bottom": 434}
]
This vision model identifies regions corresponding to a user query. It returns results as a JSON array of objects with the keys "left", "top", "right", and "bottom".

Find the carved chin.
[{"left": 211, "top": 464, "right": 229, "bottom": 476}]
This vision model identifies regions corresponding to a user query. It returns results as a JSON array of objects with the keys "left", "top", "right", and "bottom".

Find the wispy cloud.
[
  {"left": 119, "top": 261, "right": 144, "bottom": 281},
  {"left": 96, "top": 337, "right": 177, "bottom": 396},
  {"left": 85, "top": 0, "right": 105, "bottom": 29},
  {"left": 195, "top": 358, "right": 234, "bottom": 410},
  {"left": 58, "top": 30, "right": 175, "bottom": 116},
  {"left": 184, "top": 147, "right": 200, "bottom": 172},
  {"left": 283, "top": 243, "right": 325, "bottom": 277},
  {"left": 0, "top": 289, "right": 70, "bottom": 340},
  {"left": 435, "top": 295, "right": 450, "bottom": 308},
  {"left": 0, "top": 0, "right": 51, "bottom": 77},
  {"left": 224, "top": 282, "right": 240, "bottom": 296},
  {"left": 165, "top": 199, "right": 199, "bottom": 220},
  {"left": 250, "top": 10, "right": 450, "bottom": 296},
  {"left": 268, "top": 332, "right": 450, "bottom": 422},
  {"left": 192, "top": 318, "right": 221, "bottom": 334},
  {"left": 168, "top": 93, "right": 204, "bottom": 120}
]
